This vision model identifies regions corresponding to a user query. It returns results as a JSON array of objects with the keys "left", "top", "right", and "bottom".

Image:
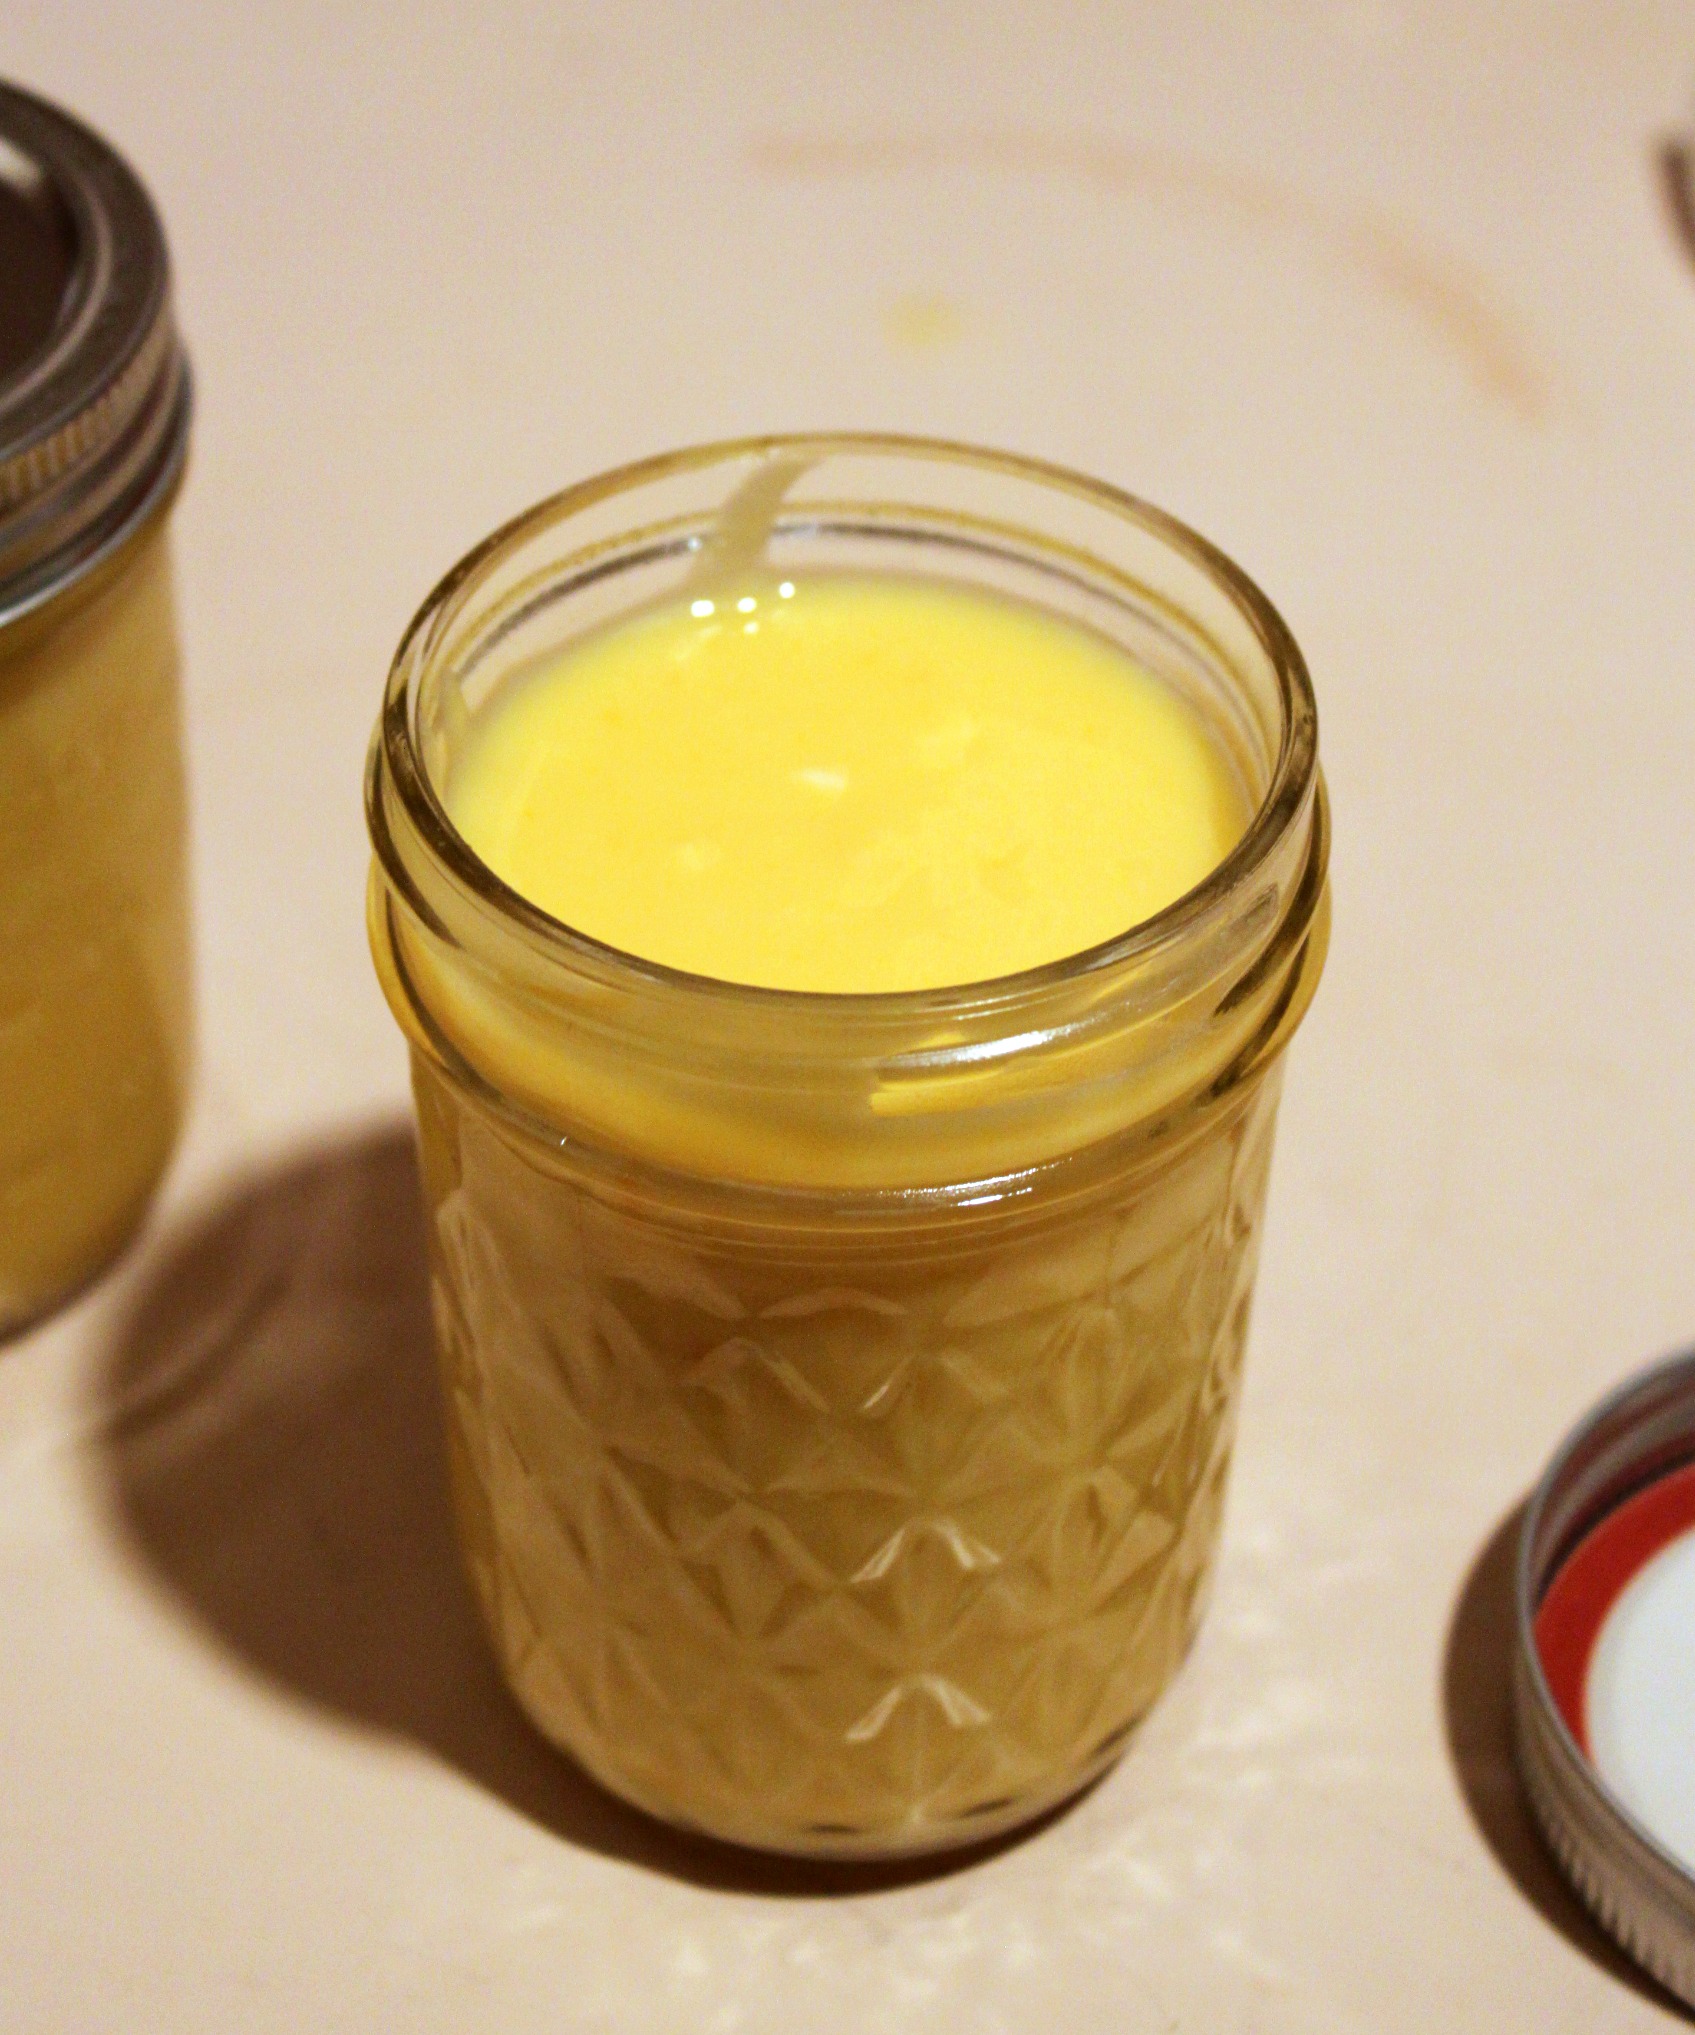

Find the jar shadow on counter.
[
  {"left": 1443, "top": 1505, "right": 1691, "bottom": 2019},
  {"left": 90, "top": 1124, "right": 1091, "bottom": 1895}
]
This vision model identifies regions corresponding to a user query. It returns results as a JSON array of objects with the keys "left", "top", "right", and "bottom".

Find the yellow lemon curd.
[
  {"left": 0, "top": 530, "right": 192, "bottom": 1329},
  {"left": 373, "top": 533, "right": 1323, "bottom": 1858},
  {"left": 448, "top": 576, "right": 1245, "bottom": 993}
]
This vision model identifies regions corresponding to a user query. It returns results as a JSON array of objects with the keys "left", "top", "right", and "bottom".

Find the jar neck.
[
  {"left": 366, "top": 437, "right": 1329, "bottom": 1195},
  {"left": 369, "top": 776, "right": 1326, "bottom": 1200}
]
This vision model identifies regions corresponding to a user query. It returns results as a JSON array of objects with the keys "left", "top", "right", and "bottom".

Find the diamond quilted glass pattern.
[{"left": 413, "top": 1056, "right": 1284, "bottom": 1857}]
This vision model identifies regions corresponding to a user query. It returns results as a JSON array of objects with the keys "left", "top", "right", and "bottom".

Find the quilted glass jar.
[{"left": 366, "top": 437, "right": 1330, "bottom": 1858}]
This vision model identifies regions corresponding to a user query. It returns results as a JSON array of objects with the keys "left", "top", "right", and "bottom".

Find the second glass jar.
[{"left": 0, "top": 83, "right": 193, "bottom": 1332}]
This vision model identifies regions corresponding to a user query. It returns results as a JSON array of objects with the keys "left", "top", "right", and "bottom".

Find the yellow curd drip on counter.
[
  {"left": 380, "top": 556, "right": 1310, "bottom": 1855},
  {"left": 447, "top": 573, "right": 1247, "bottom": 993}
]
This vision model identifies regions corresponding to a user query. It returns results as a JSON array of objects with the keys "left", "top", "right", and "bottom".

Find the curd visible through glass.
[{"left": 0, "top": 531, "right": 192, "bottom": 1327}]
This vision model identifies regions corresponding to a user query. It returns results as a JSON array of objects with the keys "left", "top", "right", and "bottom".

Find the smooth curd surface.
[{"left": 448, "top": 575, "right": 1247, "bottom": 993}]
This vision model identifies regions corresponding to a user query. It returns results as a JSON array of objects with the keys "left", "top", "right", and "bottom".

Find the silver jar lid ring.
[{"left": 0, "top": 81, "right": 189, "bottom": 620}]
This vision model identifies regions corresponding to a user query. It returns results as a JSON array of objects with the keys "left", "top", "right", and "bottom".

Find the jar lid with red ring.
[{"left": 1514, "top": 1347, "right": 1695, "bottom": 2005}]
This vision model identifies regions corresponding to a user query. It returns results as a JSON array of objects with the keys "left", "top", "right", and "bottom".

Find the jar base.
[{"left": 500, "top": 1673, "right": 1158, "bottom": 1865}]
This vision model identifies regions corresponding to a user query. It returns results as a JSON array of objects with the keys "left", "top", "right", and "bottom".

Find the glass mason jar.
[
  {"left": 0, "top": 84, "right": 194, "bottom": 1333},
  {"left": 367, "top": 437, "right": 1329, "bottom": 1858}
]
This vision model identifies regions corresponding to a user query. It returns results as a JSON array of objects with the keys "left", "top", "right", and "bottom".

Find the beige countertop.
[{"left": 5, "top": 3, "right": 1695, "bottom": 2028}]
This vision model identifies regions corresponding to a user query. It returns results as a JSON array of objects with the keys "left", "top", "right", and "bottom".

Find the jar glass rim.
[{"left": 374, "top": 431, "right": 1319, "bottom": 1017}]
